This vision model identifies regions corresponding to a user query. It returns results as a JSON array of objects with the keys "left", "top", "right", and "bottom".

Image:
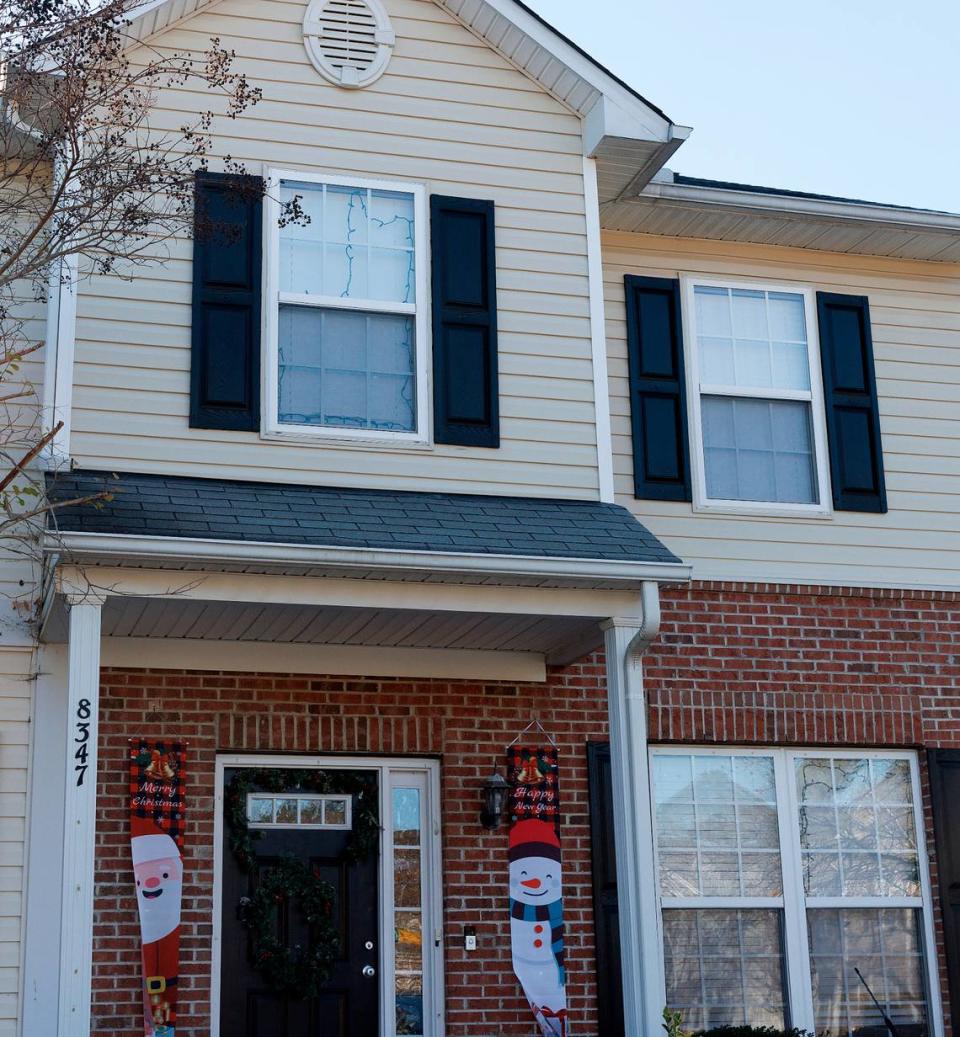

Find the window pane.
[
  {"left": 808, "top": 908, "right": 928, "bottom": 1037},
  {"left": 702, "top": 396, "right": 818, "bottom": 504},
  {"left": 795, "top": 757, "right": 921, "bottom": 898},
  {"left": 275, "top": 798, "right": 297, "bottom": 824},
  {"left": 695, "top": 285, "right": 809, "bottom": 391},
  {"left": 280, "top": 181, "right": 415, "bottom": 303},
  {"left": 278, "top": 305, "right": 416, "bottom": 431},
  {"left": 394, "top": 788, "right": 421, "bottom": 847},
  {"left": 653, "top": 754, "right": 781, "bottom": 897},
  {"left": 664, "top": 909, "right": 787, "bottom": 1032},
  {"left": 248, "top": 797, "right": 273, "bottom": 824},
  {"left": 395, "top": 910, "right": 422, "bottom": 972},
  {"left": 299, "top": 798, "right": 324, "bottom": 824}
]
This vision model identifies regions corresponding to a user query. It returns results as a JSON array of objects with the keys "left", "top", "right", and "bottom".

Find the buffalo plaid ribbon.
[
  {"left": 128, "top": 740, "right": 187, "bottom": 848},
  {"left": 506, "top": 745, "right": 561, "bottom": 830}
]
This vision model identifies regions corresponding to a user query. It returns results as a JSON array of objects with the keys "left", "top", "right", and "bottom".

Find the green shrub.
[{"left": 695, "top": 1027, "right": 817, "bottom": 1037}]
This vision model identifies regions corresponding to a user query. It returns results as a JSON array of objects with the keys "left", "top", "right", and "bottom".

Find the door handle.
[{"left": 362, "top": 965, "right": 376, "bottom": 978}]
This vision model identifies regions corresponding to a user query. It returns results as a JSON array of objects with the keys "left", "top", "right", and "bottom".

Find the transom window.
[
  {"left": 683, "top": 279, "right": 831, "bottom": 514},
  {"left": 264, "top": 171, "right": 428, "bottom": 442},
  {"left": 651, "top": 748, "right": 940, "bottom": 1036},
  {"left": 245, "top": 792, "right": 352, "bottom": 829}
]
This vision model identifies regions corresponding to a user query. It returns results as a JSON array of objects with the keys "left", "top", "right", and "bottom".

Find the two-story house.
[{"left": 2, "top": 1, "right": 959, "bottom": 1036}]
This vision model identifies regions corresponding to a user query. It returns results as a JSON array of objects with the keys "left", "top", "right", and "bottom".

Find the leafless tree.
[{"left": 0, "top": 0, "right": 275, "bottom": 627}]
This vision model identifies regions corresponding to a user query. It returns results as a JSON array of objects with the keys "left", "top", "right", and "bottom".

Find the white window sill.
[
  {"left": 692, "top": 498, "right": 834, "bottom": 520},
  {"left": 260, "top": 427, "right": 434, "bottom": 451}
]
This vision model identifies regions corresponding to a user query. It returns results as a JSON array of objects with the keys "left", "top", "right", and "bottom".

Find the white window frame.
[
  {"left": 680, "top": 275, "right": 833, "bottom": 518},
  {"left": 262, "top": 168, "right": 431, "bottom": 445},
  {"left": 649, "top": 746, "right": 944, "bottom": 1036},
  {"left": 212, "top": 754, "right": 445, "bottom": 1037}
]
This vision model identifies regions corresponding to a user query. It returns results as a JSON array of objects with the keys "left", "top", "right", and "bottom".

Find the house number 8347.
[{"left": 74, "top": 698, "right": 92, "bottom": 787}]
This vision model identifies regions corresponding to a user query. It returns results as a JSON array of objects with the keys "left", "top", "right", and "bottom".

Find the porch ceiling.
[{"left": 43, "top": 594, "right": 605, "bottom": 663}]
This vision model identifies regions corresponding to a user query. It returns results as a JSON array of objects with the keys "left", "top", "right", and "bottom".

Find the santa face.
[
  {"left": 510, "top": 855, "right": 562, "bottom": 907},
  {"left": 134, "top": 854, "right": 183, "bottom": 944}
]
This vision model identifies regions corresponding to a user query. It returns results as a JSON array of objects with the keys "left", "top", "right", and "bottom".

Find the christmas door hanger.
[
  {"left": 129, "top": 740, "right": 186, "bottom": 1037},
  {"left": 507, "top": 745, "right": 568, "bottom": 1037}
]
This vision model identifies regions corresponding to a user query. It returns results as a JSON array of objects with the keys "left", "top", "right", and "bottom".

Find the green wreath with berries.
[
  {"left": 225, "top": 768, "right": 380, "bottom": 998},
  {"left": 238, "top": 857, "right": 340, "bottom": 997}
]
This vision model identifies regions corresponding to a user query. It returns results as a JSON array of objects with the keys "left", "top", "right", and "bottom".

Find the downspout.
[{"left": 602, "top": 579, "right": 667, "bottom": 1036}]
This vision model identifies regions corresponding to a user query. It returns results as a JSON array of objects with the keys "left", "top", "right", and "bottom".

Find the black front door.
[{"left": 219, "top": 768, "right": 380, "bottom": 1037}]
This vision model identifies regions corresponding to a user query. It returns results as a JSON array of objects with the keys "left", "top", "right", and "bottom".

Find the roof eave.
[
  {"left": 46, "top": 530, "right": 693, "bottom": 587},
  {"left": 640, "top": 180, "right": 960, "bottom": 235}
]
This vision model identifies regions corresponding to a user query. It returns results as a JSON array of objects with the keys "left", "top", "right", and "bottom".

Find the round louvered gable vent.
[{"left": 303, "top": 0, "right": 395, "bottom": 89}]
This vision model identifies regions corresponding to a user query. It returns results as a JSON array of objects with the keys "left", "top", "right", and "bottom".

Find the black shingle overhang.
[{"left": 46, "top": 470, "right": 682, "bottom": 567}]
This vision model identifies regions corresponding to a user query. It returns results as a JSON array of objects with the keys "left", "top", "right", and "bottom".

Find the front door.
[{"left": 219, "top": 767, "right": 380, "bottom": 1037}]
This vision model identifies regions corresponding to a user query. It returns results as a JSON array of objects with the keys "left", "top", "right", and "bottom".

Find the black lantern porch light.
[{"left": 480, "top": 767, "right": 509, "bottom": 830}]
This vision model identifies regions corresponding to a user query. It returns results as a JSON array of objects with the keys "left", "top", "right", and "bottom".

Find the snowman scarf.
[{"left": 510, "top": 898, "right": 565, "bottom": 985}]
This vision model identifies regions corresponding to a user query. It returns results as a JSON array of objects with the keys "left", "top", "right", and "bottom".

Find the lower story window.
[{"left": 651, "top": 749, "right": 939, "bottom": 1036}]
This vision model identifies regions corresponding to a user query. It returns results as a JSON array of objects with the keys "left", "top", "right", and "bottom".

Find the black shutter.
[
  {"left": 430, "top": 195, "right": 499, "bottom": 447},
  {"left": 816, "top": 292, "right": 887, "bottom": 512},
  {"left": 929, "top": 751, "right": 960, "bottom": 1026},
  {"left": 624, "top": 275, "right": 691, "bottom": 501},
  {"left": 587, "top": 742, "right": 624, "bottom": 1037},
  {"left": 190, "top": 171, "right": 263, "bottom": 431}
]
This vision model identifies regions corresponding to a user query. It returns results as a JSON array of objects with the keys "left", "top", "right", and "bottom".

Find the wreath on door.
[{"left": 225, "top": 768, "right": 380, "bottom": 998}]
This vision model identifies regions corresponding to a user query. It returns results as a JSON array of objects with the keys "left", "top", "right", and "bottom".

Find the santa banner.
[
  {"left": 506, "top": 746, "right": 568, "bottom": 1037},
  {"left": 129, "top": 741, "right": 186, "bottom": 1037}
]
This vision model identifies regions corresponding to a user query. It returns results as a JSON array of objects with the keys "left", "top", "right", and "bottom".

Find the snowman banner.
[
  {"left": 129, "top": 740, "right": 187, "bottom": 1037},
  {"left": 507, "top": 746, "right": 568, "bottom": 1036}
]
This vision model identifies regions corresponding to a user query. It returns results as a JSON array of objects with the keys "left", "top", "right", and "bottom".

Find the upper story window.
[
  {"left": 264, "top": 171, "right": 429, "bottom": 443},
  {"left": 683, "top": 279, "right": 832, "bottom": 515}
]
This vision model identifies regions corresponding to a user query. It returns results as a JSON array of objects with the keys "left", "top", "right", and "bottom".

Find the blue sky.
[{"left": 526, "top": 0, "right": 960, "bottom": 213}]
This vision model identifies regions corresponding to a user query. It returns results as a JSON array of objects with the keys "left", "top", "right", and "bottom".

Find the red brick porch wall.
[
  {"left": 92, "top": 661, "right": 609, "bottom": 1036},
  {"left": 90, "top": 581, "right": 960, "bottom": 1036},
  {"left": 646, "top": 581, "right": 960, "bottom": 1037}
]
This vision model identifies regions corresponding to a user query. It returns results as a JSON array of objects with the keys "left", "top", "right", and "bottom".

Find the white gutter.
[
  {"left": 602, "top": 580, "right": 667, "bottom": 1035},
  {"left": 48, "top": 530, "right": 692, "bottom": 586},
  {"left": 640, "top": 179, "right": 960, "bottom": 233}
]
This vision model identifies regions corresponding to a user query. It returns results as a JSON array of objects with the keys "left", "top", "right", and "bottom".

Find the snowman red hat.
[{"left": 508, "top": 818, "right": 561, "bottom": 863}]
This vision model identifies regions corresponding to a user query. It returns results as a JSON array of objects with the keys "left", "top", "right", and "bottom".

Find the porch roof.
[{"left": 47, "top": 470, "right": 681, "bottom": 568}]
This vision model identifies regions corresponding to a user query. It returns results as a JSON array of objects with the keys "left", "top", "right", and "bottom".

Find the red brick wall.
[
  {"left": 92, "top": 661, "right": 608, "bottom": 1036},
  {"left": 649, "top": 582, "right": 960, "bottom": 748},
  {"left": 647, "top": 581, "right": 960, "bottom": 1036},
  {"left": 90, "top": 581, "right": 960, "bottom": 1036}
]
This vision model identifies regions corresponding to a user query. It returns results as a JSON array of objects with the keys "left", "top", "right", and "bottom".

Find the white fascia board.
[
  {"left": 460, "top": 0, "right": 675, "bottom": 138},
  {"left": 47, "top": 531, "right": 691, "bottom": 586},
  {"left": 583, "top": 94, "right": 691, "bottom": 157},
  {"left": 640, "top": 180, "right": 960, "bottom": 235}
]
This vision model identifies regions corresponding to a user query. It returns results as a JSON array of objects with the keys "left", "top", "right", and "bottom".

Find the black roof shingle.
[{"left": 46, "top": 470, "right": 682, "bottom": 567}]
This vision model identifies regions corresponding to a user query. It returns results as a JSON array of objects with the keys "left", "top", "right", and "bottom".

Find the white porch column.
[
  {"left": 603, "top": 581, "right": 665, "bottom": 1037},
  {"left": 58, "top": 591, "right": 105, "bottom": 1036}
]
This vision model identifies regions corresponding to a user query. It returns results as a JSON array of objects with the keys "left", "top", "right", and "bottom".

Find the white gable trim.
[{"left": 123, "top": 0, "right": 688, "bottom": 154}]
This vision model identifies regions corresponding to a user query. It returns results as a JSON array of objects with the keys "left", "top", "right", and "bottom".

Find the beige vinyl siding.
[
  {"left": 0, "top": 648, "right": 32, "bottom": 1035},
  {"left": 68, "top": 0, "right": 602, "bottom": 498},
  {"left": 604, "top": 231, "right": 960, "bottom": 589}
]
